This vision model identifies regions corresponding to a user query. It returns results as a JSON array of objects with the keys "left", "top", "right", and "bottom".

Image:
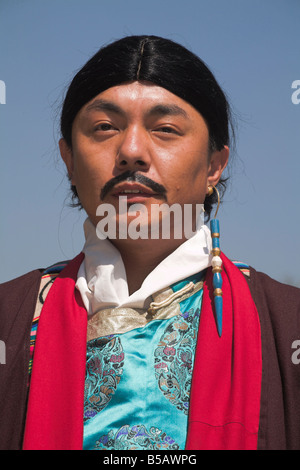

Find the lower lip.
[{"left": 113, "top": 193, "right": 156, "bottom": 202}]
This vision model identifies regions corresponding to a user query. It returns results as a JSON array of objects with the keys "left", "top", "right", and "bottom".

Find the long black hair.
[{"left": 60, "top": 35, "right": 234, "bottom": 219}]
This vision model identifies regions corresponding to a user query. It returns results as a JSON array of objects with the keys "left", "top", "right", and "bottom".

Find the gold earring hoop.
[{"left": 207, "top": 184, "right": 220, "bottom": 219}]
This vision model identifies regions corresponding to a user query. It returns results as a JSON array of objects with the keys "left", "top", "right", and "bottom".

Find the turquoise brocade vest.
[{"left": 83, "top": 272, "right": 205, "bottom": 450}]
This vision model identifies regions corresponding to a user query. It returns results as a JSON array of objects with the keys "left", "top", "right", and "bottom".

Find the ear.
[
  {"left": 59, "top": 138, "right": 75, "bottom": 184},
  {"left": 207, "top": 146, "right": 229, "bottom": 188}
]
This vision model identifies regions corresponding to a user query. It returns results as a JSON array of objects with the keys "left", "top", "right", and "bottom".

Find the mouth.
[
  {"left": 111, "top": 183, "right": 158, "bottom": 200},
  {"left": 100, "top": 170, "right": 167, "bottom": 202}
]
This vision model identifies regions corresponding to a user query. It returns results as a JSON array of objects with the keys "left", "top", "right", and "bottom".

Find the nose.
[{"left": 115, "top": 125, "right": 151, "bottom": 171}]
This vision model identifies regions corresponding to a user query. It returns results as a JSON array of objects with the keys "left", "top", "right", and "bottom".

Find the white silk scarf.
[{"left": 76, "top": 217, "right": 212, "bottom": 316}]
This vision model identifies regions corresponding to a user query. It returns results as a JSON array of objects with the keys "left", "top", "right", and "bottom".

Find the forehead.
[{"left": 79, "top": 81, "right": 205, "bottom": 122}]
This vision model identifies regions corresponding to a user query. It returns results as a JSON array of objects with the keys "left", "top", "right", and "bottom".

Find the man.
[{"left": 0, "top": 35, "right": 299, "bottom": 450}]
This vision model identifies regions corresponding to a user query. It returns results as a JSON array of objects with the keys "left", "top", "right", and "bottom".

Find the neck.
[{"left": 110, "top": 237, "right": 186, "bottom": 295}]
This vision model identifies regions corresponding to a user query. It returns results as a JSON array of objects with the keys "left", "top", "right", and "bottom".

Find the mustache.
[{"left": 100, "top": 171, "right": 167, "bottom": 200}]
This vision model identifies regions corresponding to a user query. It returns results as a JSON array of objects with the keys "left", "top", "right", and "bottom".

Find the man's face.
[{"left": 60, "top": 81, "right": 228, "bottom": 238}]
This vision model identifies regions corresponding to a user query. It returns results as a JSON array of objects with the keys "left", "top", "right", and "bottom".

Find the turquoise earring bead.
[
  {"left": 210, "top": 219, "right": 220, "bottom": 236},
  {"left": 212, "top": 270, "right": 223, "bottom": 336},
  {"left": 210, "top": 217, "right": 223, "bottom": 337}
]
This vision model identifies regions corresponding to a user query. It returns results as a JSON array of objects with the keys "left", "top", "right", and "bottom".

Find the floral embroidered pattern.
[
  {"left": 84, "top": 336, "right": 124, "bottom": 421},
  {"left": 154, "top": 308, "right": 200, "bottom": 414},
  {"left": 94, "top": 425, "right": 179, "bottom": 450}
]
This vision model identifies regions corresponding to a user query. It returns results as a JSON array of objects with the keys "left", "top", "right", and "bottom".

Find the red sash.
[
  {"left": 23, "top": 253, "right": 86, "bottom": 450},
  {"left": 23, "top": 252, "right": 262, "bottom": 450},
  {"left": 186, "top": 253, "right": 262, "bottom": 449}
]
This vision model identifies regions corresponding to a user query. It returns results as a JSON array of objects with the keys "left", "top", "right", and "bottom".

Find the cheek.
[
  {"left": 168, "top": 153, "right": 209, "bottom": 187},
  {"left": 161, "top": 155, "right": 209, "bottom": 205},
  {"left": 71, "top": 143, "right": 108, "bottom": 188},
  {"left": 72, "top": 160, "right": 97, "bottom": 194},
  {"left": 71, "top": 153, "right": 106, "bottom": 212}
]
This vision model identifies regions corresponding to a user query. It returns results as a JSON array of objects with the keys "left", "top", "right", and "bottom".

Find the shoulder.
[
  {"left": 0, "top": 269, "right": 43, "bottom": 304},
  {"left": 230, "top": 259, "right": 300, "bottom": 324},
  {"left": 0, "top": 260, "right": 70, "bottom": 291},
  {"left": 248, "top": 266, "right": 300, "bottom": 344},
  {"left": 0, "top": 269, "right": 44, "bottom": 340},
  {"left": 230, "top": 259, "right": 300, "bottom": 303},
  {"left": 0, "top": 260, "right": 70, "bottom": 331},
  {"left": 247, "top": 265, "right": 300, "bottom": 311},
  {"left": 232, "top": 262, "right": 300, "bottom": 366}
]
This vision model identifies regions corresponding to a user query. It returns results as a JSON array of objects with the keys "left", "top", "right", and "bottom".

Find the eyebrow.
[
  {"left": 85, "top": 99, "right": 189, "bottom": 119},
  {"left": 85, "top": 99, "right": 124, "bottom": 115},
  {"left": 146, "top": 104, "right": 188, "bottom": 119}
]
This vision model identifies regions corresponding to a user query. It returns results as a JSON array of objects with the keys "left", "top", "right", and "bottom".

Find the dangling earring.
[{"left": 207, "top": 185, "right": 223, "bottom": 337}]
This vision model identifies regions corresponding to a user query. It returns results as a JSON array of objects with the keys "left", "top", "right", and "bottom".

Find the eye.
[
  {"left": 94, "top": 122, "right": 117, "bottom": 132},
  {"left": 159, "top": 126, "right": 174, "bottom": 133},
  {"left": 154, "top": 126, "right": 179, "bottom": 135}
]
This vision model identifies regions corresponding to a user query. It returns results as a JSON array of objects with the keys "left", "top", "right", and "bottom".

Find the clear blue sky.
[{"left": 0, "top": 0, "right": 299, "bottom": 286}]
